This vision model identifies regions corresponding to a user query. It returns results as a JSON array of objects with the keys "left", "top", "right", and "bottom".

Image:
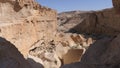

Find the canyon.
[{"left": 0, "top": 0, "right": 120, "bottom": 68}]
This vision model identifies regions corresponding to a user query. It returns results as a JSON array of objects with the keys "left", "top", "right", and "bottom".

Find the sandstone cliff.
[
  {"left": 0, "top": 0, "right": 57, "bottom": 68},
  {"left": 0, "top": 0, "right": 57, "bottom": 57},
  {"left": 1, "top": 0, "right": 120, "bottom": 68},
  {"left": 0, "top": 0, "right": 91, "bottom": 67}
]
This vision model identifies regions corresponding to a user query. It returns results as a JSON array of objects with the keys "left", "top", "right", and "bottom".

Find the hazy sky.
[{"left": 36, "top": 0, "right": 113, "bottom": 12}]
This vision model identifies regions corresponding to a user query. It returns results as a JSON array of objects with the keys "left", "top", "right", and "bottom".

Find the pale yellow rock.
[
  {"left": 87, "top": 38, "right": 93, "bottom": 45},
  {"left": 0, "top": 0, "right": 57, "bottom": 58}
]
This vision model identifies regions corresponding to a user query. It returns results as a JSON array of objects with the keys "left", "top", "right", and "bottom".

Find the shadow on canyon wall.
[{"left": 0, "top": 37, "right": 44, "bottom": 68}]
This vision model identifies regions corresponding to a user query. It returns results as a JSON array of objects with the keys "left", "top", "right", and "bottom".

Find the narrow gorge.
[{"left": 0, "top": 0, "right": 120, "bottom": 68}]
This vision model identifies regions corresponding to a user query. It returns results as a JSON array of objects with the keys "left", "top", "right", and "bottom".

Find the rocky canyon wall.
[
  {"left": 0, "top": 0, "right": 57, "bottom": 57},
  {"left": 0, "top": 0, "right": 86, "bottom": 68},
  {"left": 58, "top": 0, "right": 120, "bottom": 36},
  {"left": 58, "top": 8, "right": 120, "bottom": 36},
  {"left": 60, "top": 0, "right": 120, "bottom": 68},
  {"left": 1, "top": 0, "right": 120, "bottom": 68}
]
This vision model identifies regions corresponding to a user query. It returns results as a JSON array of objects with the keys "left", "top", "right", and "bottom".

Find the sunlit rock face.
[
  {"left": 1, "top": 0, "right": 120, "bottom": 68},
  {"left": 0, "top": 1, "right": 87, "bottom": 68},
  {"left": 0, "top": 0, "right": 57, "bottom": 57},
  {"left": 0, "top": 0, "right": 58, "bottom": 68}
]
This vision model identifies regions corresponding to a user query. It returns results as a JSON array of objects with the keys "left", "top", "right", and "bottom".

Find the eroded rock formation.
[
  {"left": 59, "top": 0, "right": 120, "bottom": 68},
  {"left": 58, "top": 8, "right": 120, "bottom": 36},
  {"left": 1, "top": 0, "right": 120, "bottom": 68},
  {"left": 58, "top": 0, "right": 120, "bottom": 36},
  {"left": 0, "top": 0, "right": 57, "bottom": 68},
  {"left": 0, "top": 0, "right": 57, "bottom": 57},
  {"left": 0, "top": 0, "right": 86, "bottom": 68},
  {"left": 61, "top": 35, "right": 120, "bottom": 68}
]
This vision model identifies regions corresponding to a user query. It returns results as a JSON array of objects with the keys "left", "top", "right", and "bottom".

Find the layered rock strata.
[{"left": 0, "top": 0, "right": 57, "bottom": 57}]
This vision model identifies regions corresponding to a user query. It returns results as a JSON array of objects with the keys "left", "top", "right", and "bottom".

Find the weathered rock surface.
[
  {"left": 0, "top": 0, "right": 57, "bottom": 68},
  {"left": 59, "top": 0, "right": 120, "bottom": 68},
  {"left": 58, "top": 8, "right": 120, "bottom": 36},
  {"left": 61, "top": 36, "right": 118, "bottom": 68},
  {"left": 61, "top": 34, "right": 120, "bottom": 68},
  {"left": 0, "top": 0, "right": 88, "bottom": 68},
  {"left": 0, "top": 0, "right": 57, "bottom": 57},
  {"left": 1, "top": 0, "right": 120, "bottom": 68},
  {"left": 29, "top": 32, "right": 90, "bottom": 68}
]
